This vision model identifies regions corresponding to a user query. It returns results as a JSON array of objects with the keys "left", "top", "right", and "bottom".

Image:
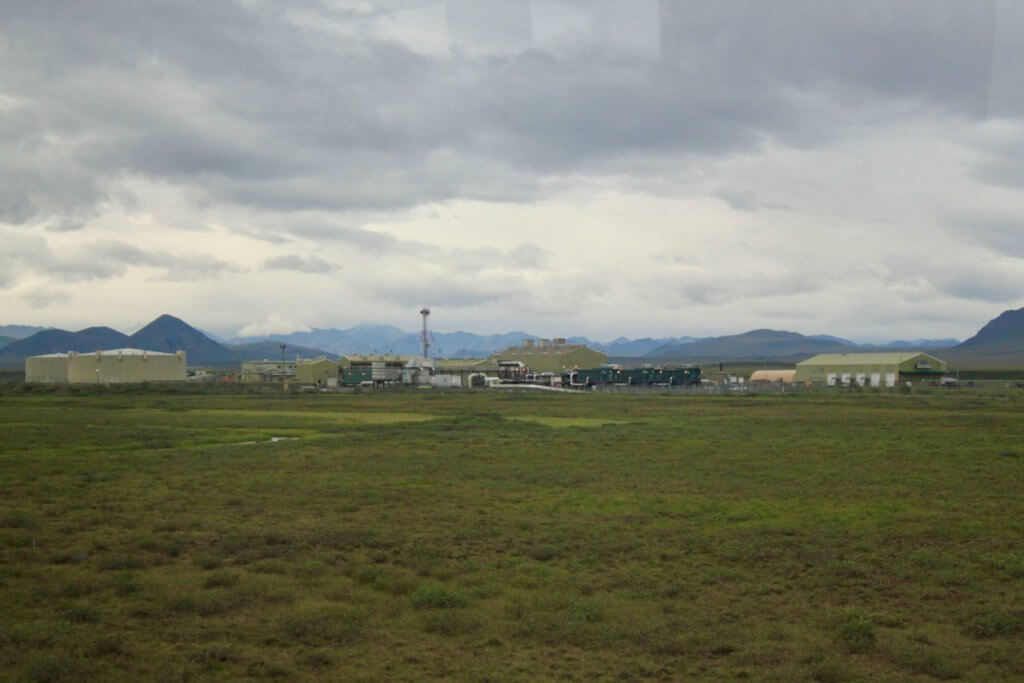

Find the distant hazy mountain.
[
  {"left": 0, "top": 325, "right": 50, "bottom": 340},
  {"left": 808, "top": 334, "right": 858, "bottom": 346},
  {"left": 0, "top": 314, "right": 342, "bottom": 368},
  {"left": 861, "top": 338, "right": 959, "bottom": 349},
  {"left": 648, "top": 329, "right": 853, "bottom": 361},
  {"left": 809, "top": 334, "right": 958, "bottom": 349},
  {"left": 231, "top": 327, "right": 538, "bottom": 357},
  {"left": 0, "top": 326, "right": 134, "bottom": 362},
  {"left": 225, "top": 341, "right": 336, "bottom": 361},
  {"left": 598, "top": 336, "right": 697, "bottom": 357},
  {"left": 0, "top": 336, "right": 14, "bottom": 350}
]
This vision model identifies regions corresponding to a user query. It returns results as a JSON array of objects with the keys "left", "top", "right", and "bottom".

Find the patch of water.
[{"left": 238, "top": 437, "right": 301, "bottom": 446}]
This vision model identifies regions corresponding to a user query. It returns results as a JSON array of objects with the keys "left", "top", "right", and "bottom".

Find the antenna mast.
[{"left": 419, "top": 307, "right": 431, "bottom": 359}]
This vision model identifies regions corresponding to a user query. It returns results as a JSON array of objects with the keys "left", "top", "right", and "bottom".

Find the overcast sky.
[{"left": 2, "top": 1, "right": 1023, "bottom": 341}]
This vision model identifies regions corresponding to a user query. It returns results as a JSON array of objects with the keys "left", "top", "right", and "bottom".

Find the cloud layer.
[{"left": 1, "top": 1, "right": 1023, "bottom": 340}]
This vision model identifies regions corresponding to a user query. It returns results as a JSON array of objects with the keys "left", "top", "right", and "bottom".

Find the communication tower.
[{"left": 420, "top": 307, "right": 431, "bottom": 358}]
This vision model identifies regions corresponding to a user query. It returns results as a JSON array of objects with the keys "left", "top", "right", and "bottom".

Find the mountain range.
[
  {"left": 0, "top": 324, "right": 51, "bottom": 340},
  {"left": 0, "top": 315, "right": 334, "bottom": 367},
  {"left": 228, "top": 327, "right": 960, "bottom": 360},
  {"left": 1, "top": 307, "right": 1022, "bottom": 369}
]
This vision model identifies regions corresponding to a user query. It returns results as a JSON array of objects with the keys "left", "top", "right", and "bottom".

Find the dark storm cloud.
[{"left": 2, "top": 0, "right": 1018, "bottom": 229}]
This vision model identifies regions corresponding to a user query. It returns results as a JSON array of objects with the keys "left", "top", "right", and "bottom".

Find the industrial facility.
[
  {"left": 25, "top": 349, "right": 187, "bottom": 384},
  {"left": 240, "top": 359, "right": 297, "bottom": 383},
  {"left": 489, "top": 339, "right": 607, "bottom": 374},
  {"left": 19, "top": 308, "right": 955, "bottom": 393},
  {"left": 339, "top": 354, "right": 413, "bottom": 387},
  {"left": 794, "top": 352, "right": 947, "bottom": 386}
]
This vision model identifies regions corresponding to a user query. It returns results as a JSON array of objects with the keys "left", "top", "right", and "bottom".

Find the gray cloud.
[
  {"left": 2, "top": 1, "right": 1023, "bottom": 340},
  {"left": 932, "top": 266, "right": 1024, "bottom": 303},
  {"left": 715, "top": 189, "right": 758, "bottom": 212},
  {"left": 0, "top": 235, "right": 239, "bottom": 285},
  {"left": 22, "top": 286, "right": 71, "bottom": 308},
  {"left": 946, "top": 211, "right": 1024, "bottom": 258},
  {"left": 2, "top": 0, "right": 1019, "bottom": 226},
  {"left": 278, "top": 219, "right": 547, "bottom": 271},
  {"left": 262, "top": 254, "right": 339, "bottom": 274}
]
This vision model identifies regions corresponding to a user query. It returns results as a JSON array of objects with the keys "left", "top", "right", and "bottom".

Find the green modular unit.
[
  {"left": 567, "top": 367, "right": 622, "bottom": 386},
  {"left": 566, "top": 366, "right": 701, "bottom": 387},
  {"left": 623, "top": 367, "right": 701, "bottom": 385},
  {"left": 340, "top": 367, "right": 374, "bottom": 385}
]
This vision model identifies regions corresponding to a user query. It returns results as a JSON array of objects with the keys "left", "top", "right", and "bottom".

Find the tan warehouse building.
[
  {"left": 490, "top": 339, "right": 607, "bottom": 374},
  {"left": 296, "top": 358, "right": 339, "bottom": 387},
  {"left": 795, "top": 352, "right": 947, "bottom": 387},
  {"left": 26, "top": 349, "right": 187, "bottom": 383}
]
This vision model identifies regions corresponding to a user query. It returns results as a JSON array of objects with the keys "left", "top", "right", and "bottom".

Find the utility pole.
[{"left": 280, "top": 343, "right": 287, "bottom": 393}]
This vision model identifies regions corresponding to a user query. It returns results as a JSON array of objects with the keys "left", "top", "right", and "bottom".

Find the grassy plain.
[{"left": 1, "top": 387, "right": 1023, "bottom": 681}]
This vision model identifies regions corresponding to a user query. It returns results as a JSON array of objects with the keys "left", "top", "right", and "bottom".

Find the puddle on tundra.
[{"left": 239, "top": 437, "right": 301, "bottom": 446}]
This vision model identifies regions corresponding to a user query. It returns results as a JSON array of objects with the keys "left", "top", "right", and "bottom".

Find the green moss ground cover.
[{"left": 1, "top": 389, "right": 1022, "bottom": 680}]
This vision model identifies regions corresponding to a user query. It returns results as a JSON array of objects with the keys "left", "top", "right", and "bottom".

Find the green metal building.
[
  {"left": 794, "top": 352, "right": 947, "bottom": 386},
  {"left": 339, "top": 354, "right": 411, "bottom": 386}
]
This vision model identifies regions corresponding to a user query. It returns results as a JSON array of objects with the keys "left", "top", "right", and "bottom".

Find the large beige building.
[
  {"left": 490, "top": 339, "right": 607, "bottom": 373},
  {"left": 26, "top": 349, "right": 187, "bottom": 383},
  {"left": 795, "top": 352, "right": 947, "bottom": 386}
]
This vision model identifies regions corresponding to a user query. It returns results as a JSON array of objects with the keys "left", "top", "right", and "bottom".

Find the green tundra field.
[{"left": 1, "top": 388, "right": 1023, "bottom": 681}]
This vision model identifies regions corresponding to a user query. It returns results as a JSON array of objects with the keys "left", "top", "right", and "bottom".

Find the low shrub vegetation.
[{"left": 0, "top": 390, "right": 1022, "bottom": 679}]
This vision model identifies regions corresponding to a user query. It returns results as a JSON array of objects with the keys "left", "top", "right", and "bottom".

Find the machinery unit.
[{"left": 563, "top": 365, "right": 701, "bottom": 388}]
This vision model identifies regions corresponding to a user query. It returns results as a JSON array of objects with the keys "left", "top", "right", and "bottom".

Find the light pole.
[{"left": 280, "top": 343, "right": 287, "bottom": 390}]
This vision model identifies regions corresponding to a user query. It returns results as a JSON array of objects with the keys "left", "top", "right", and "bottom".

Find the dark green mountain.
[
  {"left": 647, "top": 329, "right": 853, "bottom": 362},
  {"left": 958, "top": 307, "right": 1024, "bottom": 349},
  {"left": 128, "top": 314, "right": 234, "bottom": 364},
  {"left": 940, "top": 307, "right": 1024, "bottom": 369}
]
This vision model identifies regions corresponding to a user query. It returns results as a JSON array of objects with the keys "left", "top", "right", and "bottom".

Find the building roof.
[
  {"left": 32, "top": 348, "right": 178, "bottom": 358},
  {"left": 434, "top": 358, "right": 500, "bottom": 370},
  {"left": 340, "top": 354, "right": 414, "bottom": 362},
  {"left": 797, "top": 352, "right": 941, "bottom": 366},
  {"left": 491, "top": 344, "right": 602, "bottom": 358}
]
